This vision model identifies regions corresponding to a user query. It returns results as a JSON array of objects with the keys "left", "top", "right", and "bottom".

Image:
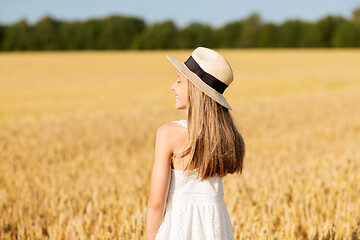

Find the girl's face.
[{"left": 171, "top": 71, "right": 188, "bottom": 109}]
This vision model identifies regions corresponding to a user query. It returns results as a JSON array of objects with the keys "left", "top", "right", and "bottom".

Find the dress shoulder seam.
[{"left": 171, "top": 119, "right": 187, "bottom": 128}]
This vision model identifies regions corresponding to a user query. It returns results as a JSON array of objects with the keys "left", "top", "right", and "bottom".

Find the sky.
[{"left": 0, "top": 0, "right": 359, "bottom": 27}]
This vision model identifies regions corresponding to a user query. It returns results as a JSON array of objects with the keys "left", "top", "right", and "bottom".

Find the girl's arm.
[{"left": 146, "top": 124, "right": 174, "bottom": 240}]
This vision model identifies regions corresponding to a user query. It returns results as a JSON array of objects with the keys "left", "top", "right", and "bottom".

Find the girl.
[{"left": 146, "top": 47, "right": 245, "bottom": 240}]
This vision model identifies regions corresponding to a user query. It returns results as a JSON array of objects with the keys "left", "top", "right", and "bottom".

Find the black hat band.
[{"left": 184, "top": 56, "right": 228, "bottom": 94}]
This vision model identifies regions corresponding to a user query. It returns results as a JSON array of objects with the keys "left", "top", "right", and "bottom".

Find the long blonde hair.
[{"left": 173, "top": 79, "right": 245, "bottom": 180}]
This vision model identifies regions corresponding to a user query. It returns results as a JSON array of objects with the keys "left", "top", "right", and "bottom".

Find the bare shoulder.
[
  {"left": 156, "top": 122, "right": 188, "bottom": 149},
  {"left": 156, "top": 122, "right": 186, "bottom": 137},
  {"left": 155, "top": 122, "right": 189, "bottom": 170}
]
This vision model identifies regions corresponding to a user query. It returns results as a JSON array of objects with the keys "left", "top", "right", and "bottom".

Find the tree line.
[{"left": 0, "top": 7, "right": 359, "bottom": 51}]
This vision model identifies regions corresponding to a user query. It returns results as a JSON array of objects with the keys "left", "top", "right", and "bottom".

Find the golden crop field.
[{"left": 0, "top": 49, "right": 359, "bottom": 240}]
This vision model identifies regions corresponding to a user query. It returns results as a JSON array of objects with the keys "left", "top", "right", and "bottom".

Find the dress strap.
[{"left": 171, "top": 119, "right": 187, "bottom": 128}]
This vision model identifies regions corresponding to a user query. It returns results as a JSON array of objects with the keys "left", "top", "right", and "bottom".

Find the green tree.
[
  {"left": 297, "top": 21, "right": 319, "bottom": 47},
  {"left": 1, "top": 19, "right": 30, "bottom": 50},
  {"left": 239, "top": 13, "right": 262, "bottom": 48},
  {"left": 332, "top": 20, "right": 359, "bottom": 47},
  {"left": 133, "top": 20, "right": 177, "bottom": 49},
  {"left": 2, "top": 7, "right": 360, "bottom": 51},
  {"left": 314, "top": 16, "right": 345, "bottom": 47},
  {"left": 277, "top": 19, "right": 303, "bottom": 47},
  {"left": 351, "top": 7, "right": 360, "bottom": 46},
  {"left": 57, "top": 21, "right": 85, "bottom": 50},
  {"left": 176, "top": 22, "right": 216, "bottom": 49},
  {"left": 217, "top": 20, "right": 243, "bottom": 48},
  {"left": 0, "top": 25, "right": 5, "bottom": 50},
  {"left": 82, "top": 18, "right": 107, "bottom": 49},
  {"left": 30, "top": 15, "right": 60, "bottom": 50},
  {"left": 258, "top": 22, "right": 278, "bottom": 48},
  {"left": 352, "top": 7, "right": 360, "bottom": 24},
  {"left": 96, "top": 15, "right": 145, "bottom": 49}
]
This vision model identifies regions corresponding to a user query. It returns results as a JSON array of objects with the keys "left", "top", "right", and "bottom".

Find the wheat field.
[{"left": 0, "top": 49, "right": 359, "bottom": 240}]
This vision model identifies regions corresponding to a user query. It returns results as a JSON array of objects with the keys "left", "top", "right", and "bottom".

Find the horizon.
[{"left": 0, "top": 0, "right": 359, "bottom": 27}]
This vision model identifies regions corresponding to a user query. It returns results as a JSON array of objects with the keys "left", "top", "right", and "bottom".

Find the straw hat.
[{"left": 167, "top": 47, "right": 233, "bottom": 110}]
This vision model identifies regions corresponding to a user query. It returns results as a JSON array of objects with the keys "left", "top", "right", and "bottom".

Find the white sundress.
[{"left": 155, "top": 119, "right": 235, "bottom": 240}]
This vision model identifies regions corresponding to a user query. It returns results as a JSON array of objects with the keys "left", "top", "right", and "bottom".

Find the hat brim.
[{"left": 167, "top": 55, "right": 232, "bottom": 110}]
